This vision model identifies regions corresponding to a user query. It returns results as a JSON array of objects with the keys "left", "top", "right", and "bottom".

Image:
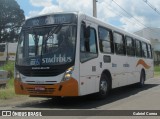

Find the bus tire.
[
  {"left": 137, "top": 70, "right": 145, "bottom": 88},
  {"left": 97, "top": 74, "right": 110, "bottom": 99}
]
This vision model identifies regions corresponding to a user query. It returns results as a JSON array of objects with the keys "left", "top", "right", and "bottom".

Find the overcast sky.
[{"left": 16, "top": 0, "right": 160, "bottom": 33}]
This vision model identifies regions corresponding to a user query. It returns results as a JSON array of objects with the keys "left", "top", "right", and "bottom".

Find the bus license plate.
[{"left": 35, "top": 86, "right": 45, "bottom": 91}]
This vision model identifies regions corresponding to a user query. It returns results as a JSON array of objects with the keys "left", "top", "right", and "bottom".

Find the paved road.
[{"left": 1, "top": 77, "right": 160, "bottom": 119}]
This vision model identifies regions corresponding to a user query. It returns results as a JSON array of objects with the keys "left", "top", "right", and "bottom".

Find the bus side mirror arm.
[
  {"left": 82, "top": 21, "right": 90, "bottom": 38},
  {"left": 84, "top": 26, "right": 90, "bottom": 39}
]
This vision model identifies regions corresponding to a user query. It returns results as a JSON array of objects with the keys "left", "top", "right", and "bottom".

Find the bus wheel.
[
  {"left": 97, "top": 74, "right": 110, "bottom": 99},
  {"left": 137, "top": 71, "right": 145, "bottom": 88}
]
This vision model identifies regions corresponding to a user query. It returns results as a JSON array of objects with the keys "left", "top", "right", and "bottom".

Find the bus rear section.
[{"left": 14, "top": 13, "right": 79, "bottom": 97}]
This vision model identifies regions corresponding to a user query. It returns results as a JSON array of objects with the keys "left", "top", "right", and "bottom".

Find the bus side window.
[
  {"left": 147, "top": 44, "right": 152, "bottom": 59},
  {"left": 135, "top": 40, "right": 142, "bottom": 57},
  {"left": 98, "top": 26, "right": 114, "bottom": 53},
  {"left": 113, "top": 32, "right": 125, "bottom": 55},
  {"left": 142, "top": 42, "right": 148, "bottom": 58},
  {"left": 126, "top": 36, "right": 135, "bottom": 56},
  {"left": 80, "top": 24, "right": 98, "bottom": 62}
]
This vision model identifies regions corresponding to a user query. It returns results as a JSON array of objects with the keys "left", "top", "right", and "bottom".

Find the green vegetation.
[
  {"left": 0, "top": 61, "right": 14, "bottom": 76},
  {"left": 0, "top": 0, "right": 25, "bottom": 43},
  {"left": 154, "top": 65, "right": 160, "bottom": 77},
  {"left": 0, "top": 80, "right": 15, "bottom": 99},
  {"left": 0, "top": 61, "right": 16, "bottom": 99}
]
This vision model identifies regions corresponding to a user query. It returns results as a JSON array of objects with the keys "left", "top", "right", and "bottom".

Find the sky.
[{"left": 15, "top": 0, "right": 160, "bottom": 33}]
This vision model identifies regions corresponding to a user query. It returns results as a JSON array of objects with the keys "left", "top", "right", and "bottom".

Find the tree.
[{"left": 0, "top": 0, "right": 25, "bottom": 43}]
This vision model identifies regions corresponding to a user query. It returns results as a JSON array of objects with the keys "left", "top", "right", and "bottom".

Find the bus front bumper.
[{"left": 14, "top": 78, "right": 78, "bottom": 97}]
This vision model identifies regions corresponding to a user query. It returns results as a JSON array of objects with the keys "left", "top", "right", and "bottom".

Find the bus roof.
[
  {"left": 26, "top": 11, "right": 79, "bottom": 21},
  {"left": 79, "top": 13, "right": 150, "bottom": 44},
  {"left": 25, "top": 12, "right": 150, "bottom": 44}
]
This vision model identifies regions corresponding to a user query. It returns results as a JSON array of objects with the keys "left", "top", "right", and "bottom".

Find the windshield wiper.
[
  {"left": 41, "top": 24, "right": 62, "bottom": 55},
  {"left": 47, "top": 24, "right": 62, "bottom": 38}
]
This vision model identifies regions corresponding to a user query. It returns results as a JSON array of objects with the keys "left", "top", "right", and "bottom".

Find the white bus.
[{"left": 14, "top": 12, "right": 154, "bottom": 98}]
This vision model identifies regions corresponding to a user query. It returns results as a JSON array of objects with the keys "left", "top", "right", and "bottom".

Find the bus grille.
[
  {"left": 16, "top": 63, "right": 74, "bottom": 77},
  {"left": 27, "top": 88, "right": 55, "bottom": 94}
]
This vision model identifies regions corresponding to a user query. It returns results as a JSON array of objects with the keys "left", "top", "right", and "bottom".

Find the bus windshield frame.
[
  {"left": 15, "top": 14, "right": 77, "bottom": 76},
  {"left": 16, "top": 23, "right": 77, "bottom": 67}
]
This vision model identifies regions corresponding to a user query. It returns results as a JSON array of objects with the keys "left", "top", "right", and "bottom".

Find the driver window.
[{"left": 80, "top": 24, "right": 98, "bottom": 62}]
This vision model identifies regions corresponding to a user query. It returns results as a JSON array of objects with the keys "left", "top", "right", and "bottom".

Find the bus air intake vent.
[{"left": 27, "top": 88, "right": 55, "bottom": 94}]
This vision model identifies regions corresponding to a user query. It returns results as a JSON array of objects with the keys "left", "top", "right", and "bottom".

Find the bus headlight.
[{"left": 62, "top": 66, "right": 74, "bottom": 82}]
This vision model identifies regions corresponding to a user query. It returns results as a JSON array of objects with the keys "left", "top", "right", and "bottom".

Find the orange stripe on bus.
[
  {"left": 136, "top": 59, "right": 151, "bottom": 69},
  {"left": 14, "top": 77, "right": 78, "bottom": 97}
]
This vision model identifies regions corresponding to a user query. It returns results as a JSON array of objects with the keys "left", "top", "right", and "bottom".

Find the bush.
[
  {"left": 154, "top": 66, "right": 160, "bottom": 77},
  {"left": 0, "top": 61, "right": 15, "bottom": 99},
  {"left": 0, "top": 61, "right": 14, "bottom": 76}
]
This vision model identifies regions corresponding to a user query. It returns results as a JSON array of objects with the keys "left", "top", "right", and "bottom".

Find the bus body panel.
[
  {"left": 14, "top": 77, "right": 78, "bottom": 96},
  {"left": 83, "top": 14, "right": 152, "bottom": 88},
  {"left": 78, "top": 18, "right": 101, "bottom": 96}
]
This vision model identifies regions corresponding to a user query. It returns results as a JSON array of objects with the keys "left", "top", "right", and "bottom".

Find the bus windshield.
[{"left": 16, "top": 24, "right": 76, "bottom": 66}]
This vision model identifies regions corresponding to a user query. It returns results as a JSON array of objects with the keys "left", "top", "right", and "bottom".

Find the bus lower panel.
[{"left": 14, "top": 78, "right": 78, "bottom": 97}]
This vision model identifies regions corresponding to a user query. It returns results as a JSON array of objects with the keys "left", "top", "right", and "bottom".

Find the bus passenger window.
[
  {"left": 80, "top": 25, "right": 98, "bottom": 62},
  {"left": 98, "top": 27, "right": 114, "bottom": 53},
  {"left": 126, "top": 36, "right": 135, "bottom": 56},
  {"left": 142, "top": 42, "right": 148, "bottom": 58},
  {"left": 113, "top": 32, "right": 125, "bottom": 55},
  {"left": 147, "top": 44, "right": 152, "bottom": 59},
  {"left": 135, "top": 40, "right": 142, "bottom": 57}
]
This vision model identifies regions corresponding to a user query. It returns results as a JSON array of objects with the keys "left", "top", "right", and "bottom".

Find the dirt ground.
[{"left": 0, "top": 96, "right": 45, "bottom": 108}]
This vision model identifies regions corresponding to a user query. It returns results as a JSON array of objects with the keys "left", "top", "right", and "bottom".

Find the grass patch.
[
  {"left": 0, "top": 61, "right": 17, "bottom": 99},
  {"left": 154, "top": 65, "right": 160, "bottom": 77},
  {"left": 0, "top": 78, "right": 16, "bottom": 99},
  {"left": 0, "top": 61, "right": 14, "bottom": 71}
]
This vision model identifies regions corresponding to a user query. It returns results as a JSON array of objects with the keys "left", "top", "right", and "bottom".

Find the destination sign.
[{"left": 24, "top": 14, "right": 77, "bottom": 27}]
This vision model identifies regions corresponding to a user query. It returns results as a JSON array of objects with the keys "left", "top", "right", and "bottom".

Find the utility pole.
[{"left": 93, "top": 0, "right": 97, "bottom": 17}]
